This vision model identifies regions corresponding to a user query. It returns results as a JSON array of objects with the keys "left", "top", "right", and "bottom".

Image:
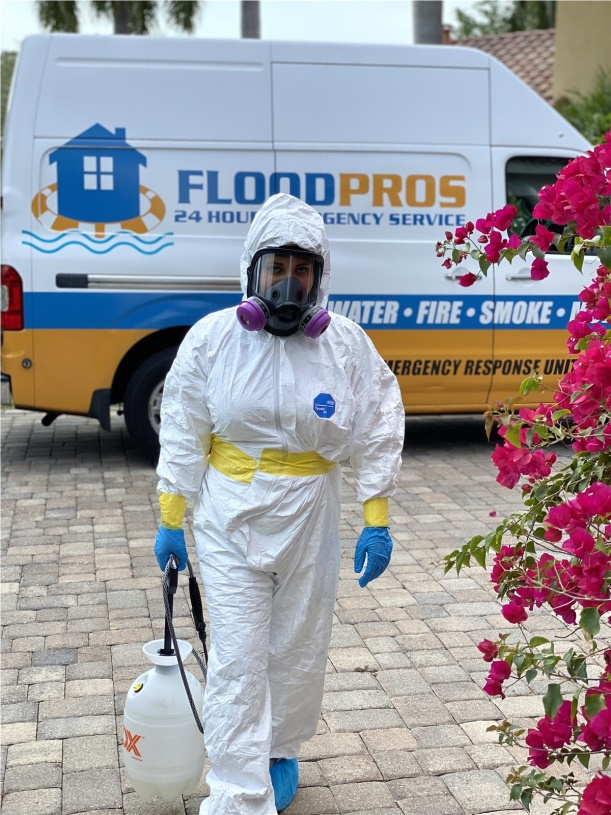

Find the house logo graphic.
[{"left": 23, "top": 124, "right": 173, "bottom": 255}]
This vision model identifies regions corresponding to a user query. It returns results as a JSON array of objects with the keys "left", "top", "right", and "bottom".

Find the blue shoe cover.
[{"left": 270, "top": 758, "right": 298, "bottom": 812}]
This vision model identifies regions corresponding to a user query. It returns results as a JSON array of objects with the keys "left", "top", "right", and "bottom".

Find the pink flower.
[
  {"left": 530, "top": 224, "right": 555, "bottom": 253},
  {"left": 484, "top": 229, "right": 507, "bottom": 263},
  {"left": 442, "top": 258, "right": 453, "bottom": 269},
  {"left": 580, "top": 705, "right": 611, "bottom": 751},
  {"left": 526, "top": 700, "right": 576, "bottom": 769},
  {"left": 491, "top": 442, "right": 555, "bottom": 490},
  {"left": 578, "top": 773, "right": 611, "bottom": 815},
  {"left": 483, "top": 659, "right": 511, "bottom": 698},
  {"left": 567, "top": 313, "right": 606, "bottom": 354},
  {"left": 501, "top": 598, "right": 528, "bottom": 624},
  {"left": 454, "top": 224, "right": 474, "bottom": 242},
  {"left": 507, "top": 234, "right": 522, "bottom": 250},
  {"left": 562, "top": 527, "right": 596, "bottom": 558},
  {"left": 525, "top": 728, "right": 550, "bottom": 768},
  {"left": 476, "top": 214, "right": 494, "bottom": 234},
  {"left": 492, "top": 204, "right": 518, "bottom": 231},
  {"left": 490, "top": 545, "right": 521, "bottom": 590},
  {"left": 538, "top": 700, "right": 575, "bottom": 749},
  {"left": 531, "top": 258, "right": 549, "bottom": 280},
  {"left": 458, "top": 272, "right": 478, "bottom": 288},
  {"left": 477, "top": 639, "right": 499, "bottom": 662},
  {"left": 532, "top": 185, "right": 557, "bottom": 221}
]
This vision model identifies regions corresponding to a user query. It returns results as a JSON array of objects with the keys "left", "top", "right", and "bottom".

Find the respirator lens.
[{"left": 248, "top": 249, "right": 323, "bottom": 304}]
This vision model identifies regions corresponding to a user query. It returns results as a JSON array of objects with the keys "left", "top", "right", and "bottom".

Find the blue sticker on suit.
[{"left": 313, "top": 393, "right": 336, "bottom": 419}]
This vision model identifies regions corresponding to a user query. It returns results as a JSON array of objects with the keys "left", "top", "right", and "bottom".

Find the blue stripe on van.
[
  {"left": 328, "top": 295, "right": 580, "bottom": 330},
  {"left": 23, "top": 291, "right": 581, "bottom": 330},
  {"left": 24, "top": 291, "right": 241, "bottom": 330}
]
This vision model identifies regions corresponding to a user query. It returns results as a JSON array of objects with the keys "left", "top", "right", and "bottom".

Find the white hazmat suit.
[{"left": 157, "top": 194, "right": 404, "bottom": 814}]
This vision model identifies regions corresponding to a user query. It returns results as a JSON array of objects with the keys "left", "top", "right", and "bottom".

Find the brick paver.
[{"left": 1, "top": 409, "right": 567, "bottom": 813}]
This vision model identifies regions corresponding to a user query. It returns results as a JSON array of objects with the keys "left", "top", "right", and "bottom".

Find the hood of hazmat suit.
[
  {"left": 239, "top": 193, "right": 331, "bottom": 306},
  {"left": 237, "top": 195, "right": 331, "bottom": 337},
  {"left": 157, "top": 193, "right": 405, "bottom": 815}
]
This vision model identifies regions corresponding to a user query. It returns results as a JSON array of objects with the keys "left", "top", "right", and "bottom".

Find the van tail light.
[{"left": 1, "top": 265, "right": 24, "bottom": 331}]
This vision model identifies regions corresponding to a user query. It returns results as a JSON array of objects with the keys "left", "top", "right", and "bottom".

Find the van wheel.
[{"left": 123, "top": 348, "right": 177, "bottom": 460}]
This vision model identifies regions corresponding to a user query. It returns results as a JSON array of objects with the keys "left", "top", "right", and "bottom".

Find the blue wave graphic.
[
  {"left": 22, "top": 229, "right": 173, "bottom": 246},
  {"left": 23, "top": 240, "right": 173, "bottom": 255}
]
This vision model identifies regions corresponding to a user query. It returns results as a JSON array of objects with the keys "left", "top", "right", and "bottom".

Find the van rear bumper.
[{"left": 1, "top": 378, "right": 111, "bottom": 431}]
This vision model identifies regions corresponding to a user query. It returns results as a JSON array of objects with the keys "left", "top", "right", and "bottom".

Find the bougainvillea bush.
[{"left": 437, "top": 132, "right": 611, "bottom": 815}]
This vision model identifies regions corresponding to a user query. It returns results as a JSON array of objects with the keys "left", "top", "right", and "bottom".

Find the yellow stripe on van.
[
  {"left": 30, "top": 329, "right": 153, "bottom": 414},
  {"left": 367, "top": 328, "right": 572, "bottom": 412}
]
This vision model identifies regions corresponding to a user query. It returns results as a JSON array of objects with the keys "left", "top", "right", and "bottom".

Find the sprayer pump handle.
[{"left": 167, "top": 555, "right": 179, "bottom": 595}]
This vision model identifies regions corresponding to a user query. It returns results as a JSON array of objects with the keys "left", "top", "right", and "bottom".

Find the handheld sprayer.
[{"left": 122, "top": 556, "right": 208, "bottom": 801}]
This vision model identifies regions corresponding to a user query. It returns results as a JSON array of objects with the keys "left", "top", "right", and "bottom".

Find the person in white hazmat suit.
[{"left": 154, "top": 193, "right": 404, "bottom": 814}]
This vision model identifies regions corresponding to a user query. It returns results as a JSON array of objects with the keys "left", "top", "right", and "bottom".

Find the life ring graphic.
[{"left": 32, "top": 183, "right": 166, "bottom": 237}]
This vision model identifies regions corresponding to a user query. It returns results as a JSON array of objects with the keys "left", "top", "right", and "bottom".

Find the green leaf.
[
  {"left": 579, "top": 607, "right": 600, "bottom": 639},
  {"left": 518, "top": 242, "right": 531, "bottom": 260},
  {"left": 504, "top": 423, "right": 522, "bottom": 448},
  {"left": 529, "top": 636, "right": 549, "bottom": 648},
  {"left": 558, "top": 226, "right": 576, "bottom": 254},
  {"left": 601, "top": 225, "right": 611, "bottom": 246},
  {"left": 549, "top": 778, "right": 564, "bottom": 792},
  {"left": 472, "top": 547, "right": 487, "bottom": 569},
  {"left": 543, "top": 683, "right": 563, "bottom": 719},
  {"left": 510, "top": 784, "right": 522, "bottom": 802},
  {"left": 571, "top": 247, "right": 585, "bottom": 272},
  {"left": 577, "top": 752, "right": 591, "bottom": 769},
  {"left": 513, "top": 653, "right": 526, "bottom": 672},
  {"left": 584, "top": 693, "right": 605, "bottom": 719},
  {"left": 525, "top": 668, "right": 537, "bottom": 684},
  {"left": 598, "top": 246, "right": 611, "bottom": 271},
  {"left": 478, "top": 256, "right": 491, "bottom": 275},
  {"left": 520, "top": 377, "right": 540, "bottom": 397}
]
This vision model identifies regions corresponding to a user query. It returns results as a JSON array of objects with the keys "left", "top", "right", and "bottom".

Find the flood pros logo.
[{"left": 25, "top": 123, "right": 173, "bottom": 254}]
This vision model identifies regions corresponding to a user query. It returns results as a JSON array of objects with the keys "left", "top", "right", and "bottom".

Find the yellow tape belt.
[{"left": 209, "top": 435, "right": 336, "bottom": 484}]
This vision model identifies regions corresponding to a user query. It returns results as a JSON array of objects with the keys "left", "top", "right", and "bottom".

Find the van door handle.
[
  {"left": 505, "top": 270, "right": 536, "bottom": 281},
  {"left": 444, "top": 266, "right": 474, "bottom": 282}
]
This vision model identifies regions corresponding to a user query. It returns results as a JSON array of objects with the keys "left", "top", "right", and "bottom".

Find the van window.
[{"left": 506, "top": 156, "right": 568, "bottom": 238}]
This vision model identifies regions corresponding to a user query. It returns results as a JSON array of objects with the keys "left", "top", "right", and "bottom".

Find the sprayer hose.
[{"left": 162, "top": 556, "right": 207, "bottom": 734}]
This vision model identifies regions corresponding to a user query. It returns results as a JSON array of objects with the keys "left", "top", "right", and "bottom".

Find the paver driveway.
[{"left": 1, "top": 410, "right": 571, "bottom": 814}]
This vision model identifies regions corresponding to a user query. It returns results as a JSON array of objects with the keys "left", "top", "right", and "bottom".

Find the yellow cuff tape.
[
  {"left": 159, "top": 493, "right": 187, "bottom": 530},
  {"left": 363, "top": 497, "right": 389, "bottom": 527}
]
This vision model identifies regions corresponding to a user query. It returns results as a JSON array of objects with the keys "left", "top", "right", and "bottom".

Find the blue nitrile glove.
[
  {"left": 154, "top": 526, "right": 188, "bottom": 571},
  {"left": 270, "top": 758, "right": 299, "bottom": 812},
  {"left": 354, "top": 527, "right": 393, "bottom": 588}
]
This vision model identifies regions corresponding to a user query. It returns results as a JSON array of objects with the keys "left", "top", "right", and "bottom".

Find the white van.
[{"left": 1, "top": 34, "right": 591, "bottom": 456}]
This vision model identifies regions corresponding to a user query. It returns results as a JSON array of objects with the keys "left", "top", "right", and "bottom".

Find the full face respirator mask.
[{"left": 236, "top": 247, "right": 331, "bottom": 338}]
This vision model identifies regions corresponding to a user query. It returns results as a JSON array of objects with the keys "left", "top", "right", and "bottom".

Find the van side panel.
[
  {"left": 272, "top": 63, "right": 490, "bottom": 147},
  {"left": 35, "top": 38, "right": 272, "bottom": 141}
]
